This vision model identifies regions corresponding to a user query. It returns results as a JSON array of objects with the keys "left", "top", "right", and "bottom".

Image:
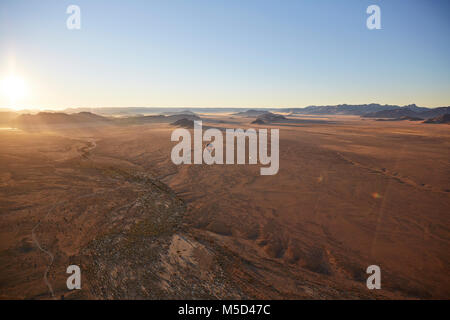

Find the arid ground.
[{"left": 0, "top": 114, "right": 449, "bottom": 299}]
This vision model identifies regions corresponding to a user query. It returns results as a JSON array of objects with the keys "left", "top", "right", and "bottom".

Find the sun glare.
[{"left": 1, "top": 75, "right": 28, "bottom": 109}]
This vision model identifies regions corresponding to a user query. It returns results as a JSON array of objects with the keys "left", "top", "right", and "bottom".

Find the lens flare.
[{"left": 371, "top": 192, "right": 382, "bottom": 199}]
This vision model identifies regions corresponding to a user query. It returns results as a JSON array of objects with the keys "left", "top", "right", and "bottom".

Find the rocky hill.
[{"left": 423, "top": 114, "right": 450, "bottom": 124}]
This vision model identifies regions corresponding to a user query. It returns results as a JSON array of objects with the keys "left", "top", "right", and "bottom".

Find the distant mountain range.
[
  {"left": 1, "top": 104, "right": 449, "bottom": 131},
  {"left": 117, "top": 113, "right": 200, "bottom": 125},
  {"left": 14, "top": 112, "right": 112, "bottom": 130},
  {"left": 4, "top": 104, "right": 448, "bottom": 118},
  {"left": 233, "top": 109, "right": 270, "bottom": 117},
  {"left": 160, "top": 110, "right": 197, "bottom": 116},
  {"left": 285, "top": 104, "right": 403, "bottom": 115},
  {"left": 6, "top": 111, "right": 200, "bottom": 131},
  {"left": 62, "top": 107, "right": 246, "bottom": 116},
  {"left": 279, "top": 104, "right": 450, "bottom": 118},
  {"left": 362, "top": 106, "right": 450, "bottom": 119}
]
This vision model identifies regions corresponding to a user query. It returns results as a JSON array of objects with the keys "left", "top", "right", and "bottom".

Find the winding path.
[
  {"left": 30, "top": 138, "right": 99, "bottom": 299},
  {"left": 31, "top": 202, "right": 64, "bottom": 298},
  {"left": 336, "top": 152, "right": 447, "bottom": 194}
]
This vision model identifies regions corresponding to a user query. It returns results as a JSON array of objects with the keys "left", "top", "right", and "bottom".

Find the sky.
[{"left": 0, "top": 0, "right": 449, "bottom": 110}]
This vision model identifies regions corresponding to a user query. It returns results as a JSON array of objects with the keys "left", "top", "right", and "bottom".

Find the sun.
[{"left": 1, "top": 75, "right": 28, "bottom": 109}]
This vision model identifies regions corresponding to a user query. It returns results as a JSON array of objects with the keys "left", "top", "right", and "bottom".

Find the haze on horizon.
[{"left": 1, "top": 0, "right": 449, "bottom": 110}]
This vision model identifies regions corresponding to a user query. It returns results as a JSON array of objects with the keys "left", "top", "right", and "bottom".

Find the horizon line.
[{"left": 2, "top": 103, "right": 449, "bottom": 112}]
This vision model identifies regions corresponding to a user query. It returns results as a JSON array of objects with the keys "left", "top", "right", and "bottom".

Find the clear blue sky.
[{"left": 0, "top": 0, "right": 449, "bottom": 109}]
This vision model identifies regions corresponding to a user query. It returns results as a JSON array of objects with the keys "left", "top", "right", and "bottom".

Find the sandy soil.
[{"left": 0, "top": 115, "right": 448, "bottom": 299}]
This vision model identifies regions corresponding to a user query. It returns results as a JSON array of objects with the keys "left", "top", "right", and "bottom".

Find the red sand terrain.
[{"left": 0, "top": 115, "right": 449, "bottom": 299}]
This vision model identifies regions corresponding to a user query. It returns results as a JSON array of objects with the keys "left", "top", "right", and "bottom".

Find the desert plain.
[{"left": 0, "top": 112, "right": 449, "bottom": 299}]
